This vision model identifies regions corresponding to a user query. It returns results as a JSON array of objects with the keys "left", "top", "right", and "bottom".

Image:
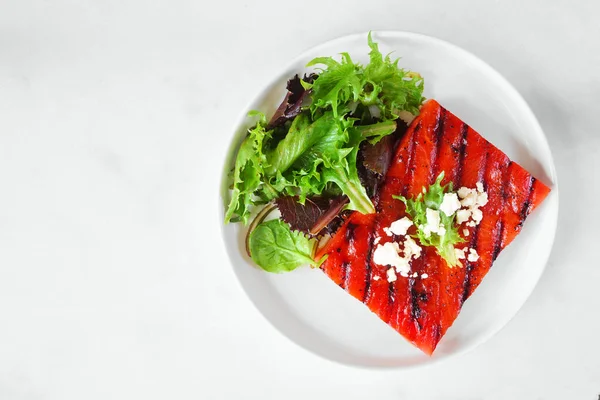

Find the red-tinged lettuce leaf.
[
  {"left": 276, "top": 195, "right": 349, "bottom": 236},
  {"left": 361, "top": 134, "right": 396, "bottom": 176},
  {"left": 268, "top": 74, "right": 317, "bottom": 129},
  {"left": 276, "top": 196, "right": 323, "bottom": 233},
  {"left": 362, "top": 119, "right": 408, "bottom": 175},
  {"left": 309, "top": 197, "right": 350, "bottom": 235},
  {"left": 357, "top": 120, "right": 408, "bottom": 199}
]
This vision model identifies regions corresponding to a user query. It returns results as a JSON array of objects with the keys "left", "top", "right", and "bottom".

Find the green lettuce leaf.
[
  {"left": 306, "top": 32, "right": 424, "bottom": 122},
  {"left": 224, "top": 112, "right": 271, "bottom": 224},
  {"left": 306, "top": 53, "right": 363, "bottom": 118},
  {"left": 248, "top": 219, "right": 323, "bottom": 273},
  {"left": 362, "top": 33, "right": 425, "bottom": 118},
  {"left": 264, "top": 112, "right": 338, "bottom": 176}
]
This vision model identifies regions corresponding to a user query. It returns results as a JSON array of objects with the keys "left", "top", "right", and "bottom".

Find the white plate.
[{"left": 219, "top": 31, "right": 558, "bottom": 368}]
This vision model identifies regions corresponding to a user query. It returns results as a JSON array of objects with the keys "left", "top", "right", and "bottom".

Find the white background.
[{"left": 0, "top": 0, "right": 598, "bottom": 399}]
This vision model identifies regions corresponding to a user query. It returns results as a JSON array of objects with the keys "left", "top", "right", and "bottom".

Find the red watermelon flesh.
[{"left": 316, "top": 99, "right": 551, "bottom": 355}]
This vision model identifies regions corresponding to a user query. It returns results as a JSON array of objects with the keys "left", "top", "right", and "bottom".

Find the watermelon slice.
[{"left": 316, "top": 99, "right": 551, "bottom": 355}]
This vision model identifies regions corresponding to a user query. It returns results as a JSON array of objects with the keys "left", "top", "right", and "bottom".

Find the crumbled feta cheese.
[
  {"left": 466, "top": 221, "right": 476, "bottom": 227},
  {"left": 463, "top": 228, "right": 470, "bottom": 237},
  {"left": 373, "top": 242, "right": 410, "bottom": 274},
  {"left": 383, "top": 227, "right": 392, "bottom": 236},
  {"left": 455, "top": 248, "right": 466, "bottom": 260},
  {"left": 467, "top": 248, "right": 479, "bottom": 262},
  {"left": 374, "top": 236, "right": 381, "bottom": 245},
  {"left": 421, "top": 273, "right": 429, "bottom": 279},
  {"left": 395, "top": 259, "right": 411, "bottom": 274},
  {"left": 457, "top": 187, "right": 472, "bottom": 199},
  {"left": 425, "top": 208, "right": 441, "bottom": 234},
  {"left": 373, "top": 242, "right": 400, "bottom": 264},
  {"left": 439, "top": 193, "right": 461, "bottom": 217},
  {"left": 387, "top": 268, "right": 397, "bottom": 282},
  {"left": 373, "top": 275, "right": 381, "bottom": 281},
  {"left": 438, "top": 225, "right": 446, "bottom": 237},
  {"left": 456, "top": 209, "right": 471, "bottom": 224},
  {"left": 387, "top": 217, "right": 413, "bottom": 236},
  {"left": 471, "top": 208, "right": 483, "bottom": 224},
  {"left": 421, "top": 224, "right": 431, "bottom": 238},
  {"left": 400, "top": 271, "right": 409, "bottom": 277},
  {"left": 412, "top": 271, "right": 419, "bottom": 278},
  {"left": 426, "top": 208, "right": 440, "bottom": 227},
  {"left": 476, "top": 191, "right": 488, "bottom": 207},
  {"left": 403, "top": 236, "right": 422, "bottom": 259},
  {"left": 476, "top": 182, "right": 484, "bottom": 193},
  {"left": 460, "top": 191, "right": 477, "bottom": 208}
]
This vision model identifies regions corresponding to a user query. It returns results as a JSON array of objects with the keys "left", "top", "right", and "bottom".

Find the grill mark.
[
  {"left": 517, "top": 177, "right": 536, "bottom": 228},
  {"left": 489, "top": 159, "right": 513, "bottom": 262},
  {"left": 462, "top": 248, "right": 477, "bottom": 302},
  {"left": 461, "top": 142, "right": 490, "bottom": 303},
  {"left": 414, "top": 121, "right": 422, "bottom": 134},
  {"left": 454, "top": 124, "right": 469, "bottom": 186},
  {"left": 342, "top": 223, "right": 357, "bottom": 291},
  {"left": 388, "top": 281, "right": 396, "bottom": 302},
  {"left": 495, "top": 220, "right": 507, "bottom": 259},
  {"left": 404, "top": 121, "right": 421, "bottom": 188},
  {"left": 491, "top": 219, "right": 504, "bottom": 261},
  {"left": 432, "top": 108, "right": 446, "bottom": 182},
  {"left": 362, "top": 231, "right": 375, "bottom": 303},
  {"left": 493, "top": 161, "right": 514, "bottom": 252},
  {"left": 409, "top": 277, "right": 423, "bottom": 330},
  {"left": 395, "top": 119, "right": 431, "bottom": 326},
  {"left": 345, "top": 222, "right": 357, "bottom": 244},
  {"left": 340, "top": 262, "right": 350, "bottom": 289},
  {"left": 385, "top": 125, "right": 421, "bottom": 311},
  {"left": 432, "top": 324, "right": 442, "bottom": 345},
  {"left": 502, "top": 161, "right": 514, "bottom": 201}
]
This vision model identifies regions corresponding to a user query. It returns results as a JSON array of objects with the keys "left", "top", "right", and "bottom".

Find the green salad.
[{"left": 225, "top": 33, "right": 426, "bottom": 273}]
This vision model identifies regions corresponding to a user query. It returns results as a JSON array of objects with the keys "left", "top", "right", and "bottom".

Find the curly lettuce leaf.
[
  {"left": 393, "top": 172, "right": 465, "bottom": 267},
  {"left": 305, "top": 53, "right": 363, "bottom": 118},
  {"left": 306, "top": 32, "right": 424, "bottom": 122},
  {"left": 224, "top": 112, "right": 271, "bottom": 224},
  {"left": 362, "top": 33, "right": 425, "bottom": 118}
]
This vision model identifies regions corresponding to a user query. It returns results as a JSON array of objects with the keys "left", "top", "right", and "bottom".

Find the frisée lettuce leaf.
[{"left": 305, "top": 32, "right": 424, "bottom": 122}]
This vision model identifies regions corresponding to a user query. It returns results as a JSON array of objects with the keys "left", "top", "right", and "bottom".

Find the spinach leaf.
[{"left": 248, "top": 219, "right": 323, "bottom": 273}]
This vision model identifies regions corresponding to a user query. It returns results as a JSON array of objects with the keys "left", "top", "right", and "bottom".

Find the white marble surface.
[{"left": 0, "top": 1, "right": 598, "bottom": 399}]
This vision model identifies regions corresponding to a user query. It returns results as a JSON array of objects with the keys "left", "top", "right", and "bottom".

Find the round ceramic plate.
[{"left": 219, "top": 31, "right": 558, "bottom": 368}]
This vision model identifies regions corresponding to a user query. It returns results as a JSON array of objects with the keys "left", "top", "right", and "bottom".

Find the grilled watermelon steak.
[{"left": 316, "top": 99, "right": 551, "bottom": 355}]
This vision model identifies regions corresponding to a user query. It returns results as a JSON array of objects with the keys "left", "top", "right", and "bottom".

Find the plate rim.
[{"left": 218, "top": 30, "right": 559, "bottom": 369}]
